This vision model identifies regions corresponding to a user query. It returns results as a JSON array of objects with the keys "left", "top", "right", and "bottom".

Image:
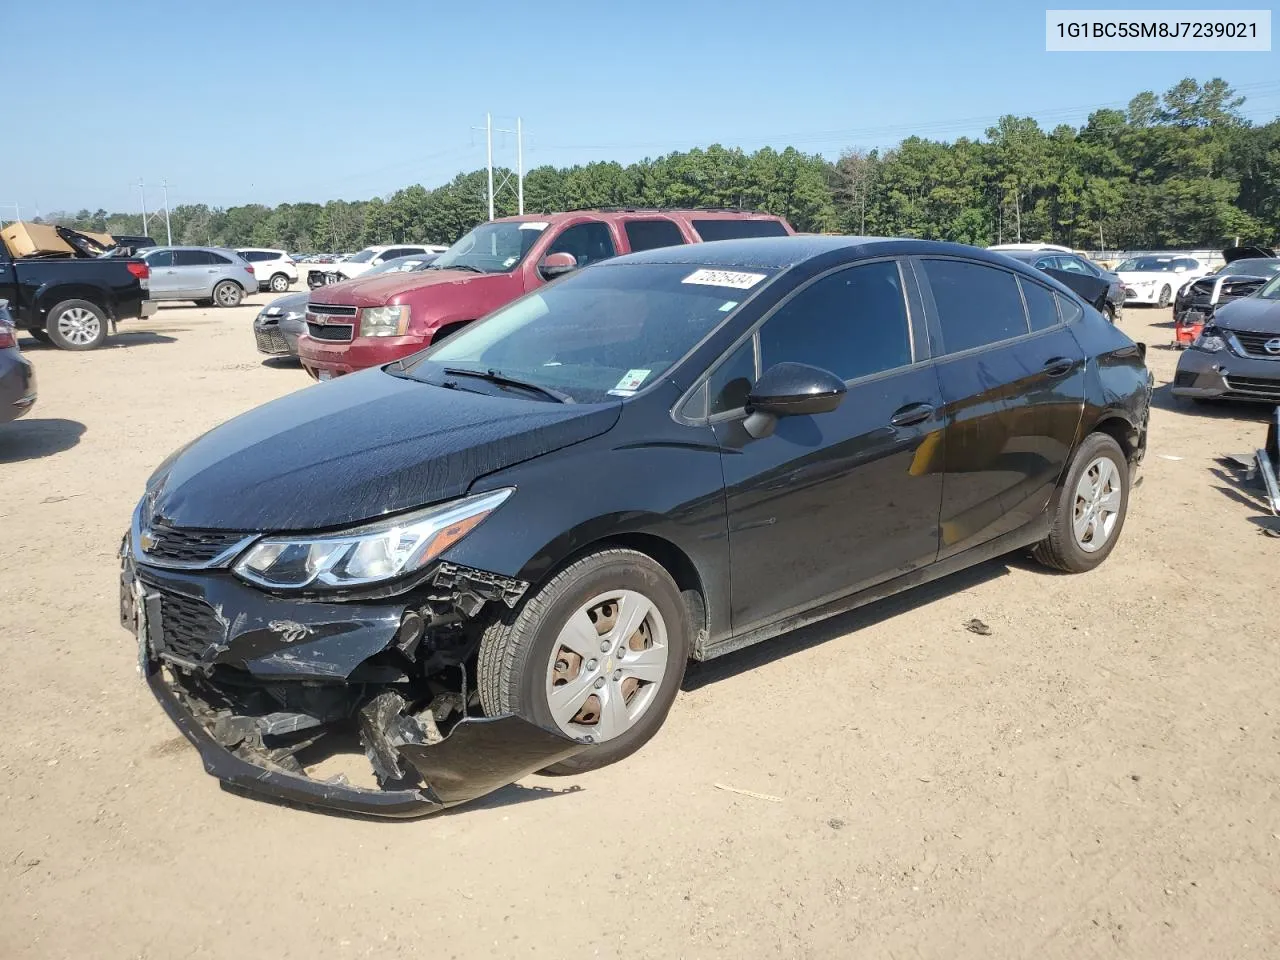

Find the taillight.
[
  {"left": 245, "top": 266, "right": 256, "bottom": 277},
  {"left": 0, "top": 320, "right": 16, "bottom": 350},
  {"left": 126, "top": 261, "right": 149, "bottom": 280}
]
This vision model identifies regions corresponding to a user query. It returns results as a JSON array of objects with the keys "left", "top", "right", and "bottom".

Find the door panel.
[
  {"left": 145, "top": 250, "right": 180, "bottom": 297},
  {"left": 916, "top": 258, "right": 1086, "bottom": 558},
  {"left": 716, "top": 366, "right": 945, "bottom": 634}
]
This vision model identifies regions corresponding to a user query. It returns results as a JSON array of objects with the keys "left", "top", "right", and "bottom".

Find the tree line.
[{"left": 39, "top": 78, "right": 1280, "bottom": 253}]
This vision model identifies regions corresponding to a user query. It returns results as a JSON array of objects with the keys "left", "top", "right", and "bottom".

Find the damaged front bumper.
[{"left": 121, "top": 539, "right": 586, "bottom": 817}]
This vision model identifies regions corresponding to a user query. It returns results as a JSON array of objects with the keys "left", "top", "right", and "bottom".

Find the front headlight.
[
  {"left": 360, "top": 305, "right": 410, "bottom": 338},
  {"left": 233, "top": 488, "right": 512, "bottom": 590},
  {"left": 283, "top": 310, "right": 304, "bottom": 323},
  {"left": 1192, "top": 327, "right": 1225, "bottom": 352}
]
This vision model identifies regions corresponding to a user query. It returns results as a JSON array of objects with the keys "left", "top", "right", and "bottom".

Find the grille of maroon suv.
[
  {"left": 307, "top": 303, "right": 357, "bottom": 318},
  {"left": 141, "top": 524, "right": 250, "bottom": 565},
  {"left": 306, "top": 321, "right": 354, "bottom": 342}
]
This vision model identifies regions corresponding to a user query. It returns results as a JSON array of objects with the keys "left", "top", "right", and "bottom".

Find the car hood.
[
  {"left": 148, "top": 369, "right": 621, "bottom": 531},
  {"left": 310, "top": 269, "right": 504, "bottom": 307},
  {"left": 1214, "top": 296, "right": 1280, "bottom": 332},
  {"left": 257, "top": 291, "right": 309, "bottom": 318}
]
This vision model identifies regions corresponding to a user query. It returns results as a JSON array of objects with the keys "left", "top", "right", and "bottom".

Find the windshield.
[
  {"left": 367, "top": 255, "right": 436, "bottom": 276},
  {"left": 399, "top": 262, "right": 776, "bottom": 403},
  {"left": 432, "top": 221, "right": 548, "bottom": 274},
  {"left": 1218, "top": 259, "right": 1280, "bottom": 277},
  {"left": 1116, "top": 257, "right": 1181, "bottom": 272},
  {"left": 347, "top": 249, "right": 378, "bottom": 264},
  {"left": 1259, "top": 275, "right": 1280, "bottom": 300}
]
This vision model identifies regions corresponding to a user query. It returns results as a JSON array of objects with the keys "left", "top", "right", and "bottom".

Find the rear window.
[
  {"left": 624, "top": 219, "right": 686, "bottom": 253},
  {"left": 692, "top": 219, "right": 788, "bottom": 242}
]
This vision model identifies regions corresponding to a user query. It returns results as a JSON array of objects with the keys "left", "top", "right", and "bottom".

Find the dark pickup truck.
[{"left": 0, "top": 227, "right": 156, "bottom": 350}]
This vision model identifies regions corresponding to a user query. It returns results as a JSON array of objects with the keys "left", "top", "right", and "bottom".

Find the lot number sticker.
[{"left": 681, "top": 269, "right": 767, "bottom": 290}]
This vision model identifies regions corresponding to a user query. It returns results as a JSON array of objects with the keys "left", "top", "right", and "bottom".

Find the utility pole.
[
  {"left": 486, "top": 113, "right": 495, "bottom": 222},
  {"left": 137, "top": 178, "right": 148, "bottom": 235},
  {"left": 161, "top": 179, "right": 173, "bottom": 245},
  {"left": 516, "top": 117, "right": 524, "bottom": 215}
]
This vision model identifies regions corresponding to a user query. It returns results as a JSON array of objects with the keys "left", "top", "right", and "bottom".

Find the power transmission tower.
[
  {"left": 137, "top": 178, "right": 148, "bottom": 235},
  {"left": 472, "top": 115, "right": 525, "bottom": 219},
  {"left": 161, "top": 179, "right": 173, "bottom": 245}
]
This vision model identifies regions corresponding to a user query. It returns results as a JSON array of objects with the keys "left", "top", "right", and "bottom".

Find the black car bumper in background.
[
  {"left": 1173, "top": 345, "right": 1280, "bottom": 402},
  {"left": 253, "top": 318, "right": 303, "bottom": 357},
  {"left": 120, "top": 537, "right": 585, "bottom": 816},
  {"left": 0, "top": 348, "right": 36, "bottom": 422}
]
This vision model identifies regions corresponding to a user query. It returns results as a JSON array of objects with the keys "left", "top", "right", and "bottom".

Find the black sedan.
[
  {"left": 1173, "top": 272, "right": 1280, "bottom": 403},
  {"left": 120, "top": 237, "right": 1152, "bottom": 816},
  {"left": 1, "top": 301, "right": 36, "bottom": 422},
  {"left": 996, "top": 250, "right": 1126, "bottom": 322}
]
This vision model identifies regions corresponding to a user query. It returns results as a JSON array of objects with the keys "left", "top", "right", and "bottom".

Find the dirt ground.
[{"left": 2, "top": 294, "right": 1278, "bottom": 960}]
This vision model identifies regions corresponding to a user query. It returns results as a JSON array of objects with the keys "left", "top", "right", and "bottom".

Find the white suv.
[
  {"left": 324, "top": 244, "right": 447, "bottom": 282},
  {"left": 237, "top": 249, "right": 299, "bottom": 293}
]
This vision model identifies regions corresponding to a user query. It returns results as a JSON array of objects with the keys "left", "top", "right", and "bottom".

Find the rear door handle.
[
  {"left": 889, "top": 402, "right": 935, "bottom": 427},
  {"left": 1043, "top": 357, "right": 1074, "bottom": 377}
]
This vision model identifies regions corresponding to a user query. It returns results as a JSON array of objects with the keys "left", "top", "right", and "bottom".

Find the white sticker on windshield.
[
  {"left": 682, "top": 269, "right": 767, "bottom": 290},
  {"left": 503, "top": 256, "right": 518, "bottom": 267},
  {"left": 518, "top": 221, "right": 549, "bottom": 231},
  {"left": 614, "top": 369, "right": 651, "bottom": 392},
  {"left": 719, "top": 300, "right": 738, "bottom": 312}
]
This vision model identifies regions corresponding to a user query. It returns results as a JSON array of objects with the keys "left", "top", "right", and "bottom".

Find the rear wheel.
[
  {"left": 1158, "top": 285, "right": 1172, "bottom": 308},
  {"left": 46, "top": 299, "right": 108, "bottom": 351},
  {"left": 1032, "top": 433, "right": 1129, "bottom": 573},
  {"left": 213, "top": 281, "right": 243, "bottom": 308},
  {"left": 478, "top": 548, "right": 690, "bottom": 775},
  {"left": 269, "top": 273, "right": 290, "bottom": 293}
]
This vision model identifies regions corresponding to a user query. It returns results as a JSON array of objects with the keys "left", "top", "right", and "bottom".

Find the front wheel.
[
  {"left": 1158, "top": 285, "right": 1172, "bottom": 308},
  {"left": 1032, "top": 432, "right": 1129, "bottom": 573},
  {"left": 46, "top": 299, "right": 109, "bottom": 350},
  {"left": 478, "top": 548, "right": 691, "bottom": 775},
  {"left": 213, "top": 281, "right": 243, "bottom": 308}
]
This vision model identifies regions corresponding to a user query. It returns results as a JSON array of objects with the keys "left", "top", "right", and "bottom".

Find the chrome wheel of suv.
[{"left": 57, "top": 306, "right": 101, "bottom": 346}]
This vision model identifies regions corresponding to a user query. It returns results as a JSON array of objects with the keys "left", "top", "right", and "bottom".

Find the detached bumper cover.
[{"left": 146, "top": 664, "right": 584, "bottom": 817}]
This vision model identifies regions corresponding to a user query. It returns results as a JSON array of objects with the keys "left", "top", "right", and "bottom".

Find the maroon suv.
[{"left": 297, "top": 209, "right": 793, "bottom": 379}]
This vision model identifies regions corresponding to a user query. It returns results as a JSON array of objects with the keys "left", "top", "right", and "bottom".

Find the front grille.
[
  {"left": 1224, "top": 375, "right": 1280, "bottom": 398},
  {"left": 306, "top": 321, "right": 354, "bottom": 342},
  {"left": 307, "top": 302, "right": 357, "bottom": 318},
  {"left": 1232, "top": 330, "right": 1280, "bottom": 359},
  {"left": 141, "top": 524, "right": 250, "bottom": 566},
  {"left": 255, "top": 328, "right": 290, "bottom": 354},
  {"left": 157, "top": 588, "right": 224, "bottom": 661}
]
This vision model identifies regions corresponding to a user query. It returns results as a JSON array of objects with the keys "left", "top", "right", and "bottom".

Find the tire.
[
  {"left": 26, "top": 329, "right": 52, "bottom": 344},
  {"left": 45, "top": 299, "right": 109, "bottom": 351},
  {"left": 1032, "top": 433, "right": 1129, "bottom": 573},
  {"left": 1157, "top": 285, "right": 1172, "bottom": 308},
  {"left": 213, "top": 280, "right": 243, "bottom": 308},
  {"left": 478, "top": 548, "right": 691, "bottom": 775},
  {"left": 268, "top": 273, "right": 290, "bottom": 293}
]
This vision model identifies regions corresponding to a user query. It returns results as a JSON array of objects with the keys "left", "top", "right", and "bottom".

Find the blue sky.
[{"left": 3, "top": 0, "right": 1278, "bottom": 216}]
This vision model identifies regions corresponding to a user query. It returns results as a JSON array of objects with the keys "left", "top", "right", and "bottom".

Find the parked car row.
[
  {"left": 125, "top": 234, "right": 1153, "bottom": 816},
  {"left": 305, "top": 244, "right": 447, "bottom": 287}
]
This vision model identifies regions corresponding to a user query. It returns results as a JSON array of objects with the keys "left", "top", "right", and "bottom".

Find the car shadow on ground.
[
  {"left": 1150, "top": 382, "right": 1276, "bottom": 420},
  {"left": 0, "top": 417, "right": 85, "bottom": 463},
  {"left": 261, "top": 356, "right": 302, "bottom": 369},
  {"left": 18, "top": 332, "right": 177, "bottom": 351},
  {"left": 682, "top": 559, "right": 1012, "bottom": 692}
]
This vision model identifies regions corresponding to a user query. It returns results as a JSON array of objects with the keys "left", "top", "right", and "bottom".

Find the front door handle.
[
  {"left": 889, "top": 402, "right": 935, "bottom": 427},
  {"left": 1043, "top": 357, "right": 1074, "bottom": 377}
]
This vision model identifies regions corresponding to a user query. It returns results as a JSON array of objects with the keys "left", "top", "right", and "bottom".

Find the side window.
[
  {"left": 208, "top": 252, "right": 231, "bottom": 264},
  {"left": 707, "top": 338, "right": 757, "bottom": 415},
  {"left": 692, "top": 219, "right": 788, "bottom": 241},
  {"left": 1058, "top": 256, "right": 1093, "bottom": 276},
  {"left": 921, "top": 259, "right": 1029, "bottom": 354},
  {"left": 624, "top": 219, "right": 686, "bottom": 253},
  {"left": 383, "top": 248, "right": 410, "bottom": 260},
  {"left": 758, "top": 260, "right": 912, "bottom": 381},
  {"left": 173, "top": 249, "right": 214, "bottom": 266},
  {"left": 1055, "top": 294, "right": 1084, "bottom": 324},
  {"left": 548, "top": 222, "right": 616, "bottom": 267},
  {"left": 1020, "top": 277, "right": 1060, "bottom": 331},
  {"left": 146, "top": 250, "right": 174, "bottom": 267},
  {"left": 1033, "top": 256, "right": 1057, "bottom": 270}
]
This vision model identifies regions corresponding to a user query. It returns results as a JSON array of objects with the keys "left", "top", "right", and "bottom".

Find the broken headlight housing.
[
  {"left": 233, "top": 488, "right": 513, "bottom": 591},
  {"left": 1192, "top": 326, "right": 1226, "bottom": 353}
]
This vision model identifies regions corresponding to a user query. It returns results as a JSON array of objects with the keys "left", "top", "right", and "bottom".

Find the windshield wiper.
[
  {"left": 432, "top": 263, "right": 485, "bottom": 274},
  {"left": 442, "top": 367, "right": 573, "bottom": 403}
]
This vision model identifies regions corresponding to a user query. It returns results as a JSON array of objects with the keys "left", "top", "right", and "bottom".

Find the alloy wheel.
[
  {"left": 1073, "top": 456, "right": 1123, "bottom": 552},
  {"left": 56, "top": 307, "right": 101, "bottom": 346}
]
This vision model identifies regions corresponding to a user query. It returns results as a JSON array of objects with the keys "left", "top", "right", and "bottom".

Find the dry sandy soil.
[{"left": 2, "top": 295, "right": 1278, "bottom": 960}]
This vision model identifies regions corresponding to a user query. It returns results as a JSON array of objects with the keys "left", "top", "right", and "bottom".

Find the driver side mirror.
[
  {"left": 743, "top": 362, "right": 847, "bottom": 438},
  {"left": 538, "top": 252, "right": 578, "bottom": 280}
]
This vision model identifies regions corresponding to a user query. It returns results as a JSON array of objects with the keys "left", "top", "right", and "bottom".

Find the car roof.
[
  {"left": 490, "top": 209, "right": 786, "bottom": 227},
  {"left": 610, "top": 236, "right": 1039, "bottom": 271}
]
